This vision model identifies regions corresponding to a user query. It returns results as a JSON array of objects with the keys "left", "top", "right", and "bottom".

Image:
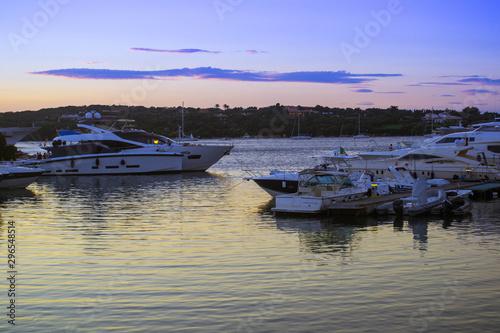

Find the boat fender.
[
  {"left": 282, "top": 181, "right": 286, "bottom": 188},
  {"left": 121, "top": 159, "right": 126, "bottom": 166},
  {"left": 95, "top": 158, "right": 100, "bottom": 166},
  {"left": 70, "top": 159, "right": 75, "bottom": 168}
]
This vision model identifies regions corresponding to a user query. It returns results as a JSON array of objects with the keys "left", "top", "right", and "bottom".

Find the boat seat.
[{"left": 299, "top": 187, "right": 312, "bottom": 194}]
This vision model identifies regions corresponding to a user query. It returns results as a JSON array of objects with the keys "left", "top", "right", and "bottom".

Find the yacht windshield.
[{"left": 114, "top": 131, "right": 169, "bottom": 144}]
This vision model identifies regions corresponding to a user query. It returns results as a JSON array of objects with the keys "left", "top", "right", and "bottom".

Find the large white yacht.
[
  {"left": 323, "top": 125, "right": 500, "bottom": 181},
  {"left": 16, "top": 115, "right": 233, "bottom": 176}
]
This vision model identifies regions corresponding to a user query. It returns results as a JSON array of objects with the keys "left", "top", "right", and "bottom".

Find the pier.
[
  {"left": 327, "top": 181, "right": 495, "bottom": 217},
  {"left": 467, "top": 183, "right": 500, "bottom": 200}
]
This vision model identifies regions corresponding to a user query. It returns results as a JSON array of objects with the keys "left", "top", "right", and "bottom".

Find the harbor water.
[{"left": 2, "top": 137, "right": 500, "bottom": 332}]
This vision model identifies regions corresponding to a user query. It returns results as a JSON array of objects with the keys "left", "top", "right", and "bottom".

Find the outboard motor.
[
  {"left": 442, "top": 199, "right": 453, "bottom": 216},
  {"left": 393, "top": 199, "right": 404, "bottom": 219}
]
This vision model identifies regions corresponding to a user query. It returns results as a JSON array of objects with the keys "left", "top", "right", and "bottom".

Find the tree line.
[{"left": 0, "top": 104, "right": 496, "bottom": 142}]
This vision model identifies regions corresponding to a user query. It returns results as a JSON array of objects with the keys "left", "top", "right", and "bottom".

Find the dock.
[
  {"left": 327, "top": 181, "right": 493, "bottom": 217},
  {"left": 466, "top": 183, "right": 500, "bottom": 200}
]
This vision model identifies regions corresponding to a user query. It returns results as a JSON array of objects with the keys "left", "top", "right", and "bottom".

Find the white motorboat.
[
  {"left": 15, "top": 116, "right": 233, "bottom": 176},
  {"left": 1, "top": 127, "right": 40, "bottom": 145},
  {"left": 245, "top": 164, "right": 436, "bottom": 198},
  {"left": 272, "top": 170, "right": 368, "bottom": 214},
  {"left": 0, "top": 163, "right": 44, "bottom": 189},
  {"left": 375, "top": 176, "right": 446, "bottom": 216},
  {"left": 244, "top": 170, "right": 299, "bottom": 197}
]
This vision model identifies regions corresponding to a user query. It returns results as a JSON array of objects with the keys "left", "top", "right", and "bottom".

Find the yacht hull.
[
  {"left": 272, "top": 189, "right": 367, "bottom": 214},
  {"left": 167, "top": 145, "right": 233, "bottom": 171},
  {"left": 341, "top": 160, "right": 500, "bottom": 181},
  {"left": 17, "top": 152, "right": 183, "bottom": 176},
  {"left": 0, "top": 166, "right": 44, "bottom": 189}
]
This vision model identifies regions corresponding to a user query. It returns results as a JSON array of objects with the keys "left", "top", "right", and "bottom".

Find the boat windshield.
[
  {"left": 114, "top": 131, "right": 169, "bottom": 144},
  {"left": 304, "top": 174, "right": 353, "bottom": 189}
]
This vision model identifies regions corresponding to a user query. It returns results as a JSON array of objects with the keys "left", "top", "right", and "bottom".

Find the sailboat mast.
[
  {"left": 182, "top": 102, "right": 185, "bottom": 137},
  {"left": 298, "top": 111, "right": 300, "bottom": 136},
  {"left": 358, "top": 114, "right": 361, "bottom": 135}
]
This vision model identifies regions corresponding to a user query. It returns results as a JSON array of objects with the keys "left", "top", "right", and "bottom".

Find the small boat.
[
  {"left": 431, "top": 189, "right": 473, "bottom": 215},
  {"left": 244, "top": 170, "right": 299, "bottom": 197},
  {"left": 245, "top": 163, "right": 442, "bottom": 198},
  {"left": 0, "top": 164, "right": 44, "bottom": 189},
  {"left": 353, "top": 114, "right": 369, "bottom": 138},
  {"left": 442, "top": 196, "right": 473, "bottom": 216},
  {"left": 290, "top": 112, "right": 311, "bottom": 140},
  {"left": 177, "top": 102, "right": 199, "bottom": 142},
  {"left": 272, "top": 170, "right": 368, "bottom": 214},
  {"left": 375, "top": 175, "right": 446, "bottom": 216}
]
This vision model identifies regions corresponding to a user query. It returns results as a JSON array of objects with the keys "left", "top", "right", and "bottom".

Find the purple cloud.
[
  {"left": 354, "top": 89, "right": 373, "bottom": 93},
  {"left": 28, "top": 67, "right": 402, "bottom": 84},
  {"left": 357, "top": 102, "right": 374, "bottom": 106},
  {"left": 418, "top": 82, "right": 469, "bottom": 86},
  {"left": 129, "top": 47, "right": 221, "bottom": 54},
  {"left": 458, "top": 78, "right": 500, "bottom": 86},
  {"left": 376, "top": 91, "right": 406, "bottom": 94},
  {"left": 462, "top": 89, "right": 499, "bottom": 95},
  {"left": 437, "top": 75, "right": 482, "bottom": 78},
  {"left": 441, "top": 94, "right": 455, "bottom": 97}
]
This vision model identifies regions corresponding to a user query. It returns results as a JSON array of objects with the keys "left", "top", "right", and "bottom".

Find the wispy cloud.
[
  {"left": 78, "top": 61, "right": 104, "bottom": 65},
  {"left": 245, "top": 50, "right": 267, "bottom": 55},
  {"left": 458, "top": 77, "right": 500, "bottom": 86},
  {"left": 418, "top": 82, "right": 469, "bottom": 86},
  {"left": 462, "top": 89, "right": 499, "bottom": 95},
  {"left": 129, "top": 47, "right": 221, "bottom": 54},
  {"left": 441, "top": 94, "right": 455, "bottom": 97},
  {"left": 29, "top": 67, "right": 402, "bottom": 84},
  {"left": 129, "top": 47, "right": 267, "bottom": 55},
  {"left": 376, "top": 91, "right": 406, "bottom": 94},
  {"left": 357, "top": 102, "right": 374, "bottom": 106},
  {"left": 437, "top": 75, "right": 483, "bottom": 79},
  {"left": 354, "top": 88, "right": 373, "bottom": 93}
]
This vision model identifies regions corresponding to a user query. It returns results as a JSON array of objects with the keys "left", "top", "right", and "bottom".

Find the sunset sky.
[{"left": 2, "top": 0, "right": 500, "bottom": 112}]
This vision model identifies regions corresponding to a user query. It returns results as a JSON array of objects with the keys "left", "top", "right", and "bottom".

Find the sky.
[{"left": 1, "top": 0, "right": 500, "bottom": 113}]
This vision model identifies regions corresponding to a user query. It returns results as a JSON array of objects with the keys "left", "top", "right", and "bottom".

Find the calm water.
[{"left": 2, "top": 138, "right": 500, "bottom": 332}]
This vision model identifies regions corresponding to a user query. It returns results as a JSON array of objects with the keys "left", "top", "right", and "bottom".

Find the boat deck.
[{"left": 326, "top": 181, "right": 488, "bottom": 217}]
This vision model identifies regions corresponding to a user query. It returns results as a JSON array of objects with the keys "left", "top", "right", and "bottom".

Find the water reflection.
[{"left": 21, "top": 172, "right": 232, "bottom": 255}]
